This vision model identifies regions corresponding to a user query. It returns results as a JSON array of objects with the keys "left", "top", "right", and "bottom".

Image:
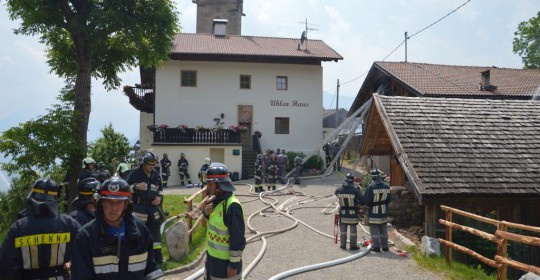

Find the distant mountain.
[{"left": 323, "top": 91, "right": 355, "bottom": 110}]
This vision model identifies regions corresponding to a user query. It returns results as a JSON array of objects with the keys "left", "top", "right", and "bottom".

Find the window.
[
  {"left": 181, "top": 70, "right": 197, "bottom": 87},
  {"left": 275, "top": 117, "right": 289, "bottom": 134},
  {"left": 240, "top": 75, "right": 251, "bottom": 89},
  {"left": 276, "top": 76, "right": 287, "bottom": 90}
]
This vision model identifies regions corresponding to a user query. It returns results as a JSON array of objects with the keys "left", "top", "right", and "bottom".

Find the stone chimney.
[
  {"left": 480, "top": 70, "right": 497, "bottom": 91},
  {"left": 193, "top": 0, "right": 243, "bottom": 35}
]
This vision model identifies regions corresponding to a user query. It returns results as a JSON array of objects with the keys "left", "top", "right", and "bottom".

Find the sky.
[{"left": 0, "top": 0, "right": 539, "bottom": 190}]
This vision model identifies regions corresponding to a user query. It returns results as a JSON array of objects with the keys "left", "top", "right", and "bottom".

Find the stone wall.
[{"left": 387, "top": 184, "right": 423, "bottom": 227}]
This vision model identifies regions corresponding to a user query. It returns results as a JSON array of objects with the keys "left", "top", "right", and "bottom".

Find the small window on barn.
[{"left": 240, "top": 75, "right": 251, "bottom": 89}]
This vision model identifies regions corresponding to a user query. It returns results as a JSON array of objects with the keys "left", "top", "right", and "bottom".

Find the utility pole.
[
  {"left": 336, "top": 79, "right": 340, "bottom": 140},
  {"left": 404, "top": 31, "right": 409, "bottom": 62}
]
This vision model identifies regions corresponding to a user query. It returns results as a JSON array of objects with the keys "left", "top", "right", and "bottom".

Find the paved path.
[{"left": 162, "top": 172, "right": 445, "bottom": 280}]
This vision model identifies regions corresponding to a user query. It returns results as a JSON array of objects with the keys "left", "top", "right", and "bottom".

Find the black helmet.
[
  {"left": 370, "top": 169, "right": 383, "bottom": 182},
  {"left": 98, "top": 162, "right": 105, "bottom": 169},
  {"left": 82, "top": 157, "right": 96, "bottom": 168},
  {"left": 345, "top": 173, "right": 355, "bottom": 182},
  {"left": 163, "top": 153, "right": 168, "bottom": 157},
  {"left": 73, "top": 177, "right": 100, "bottom": 208},
  {"left": 142, "top": 152, "right": 157, "bottom": 166},
  {"left": 96, "top": 176, "right": 131, "bottom": 201},
  {"left": 28, "top": 178, "right": 59, "bottom": 216},
  {"left": 206, "top": 163, "right": 235, "bottom": 191},
  {"left": 257, "top": 154, "right": 263, "bottom": 160},
  {"left": 94, "top": 176, "right": 131, "bottom": 214}
]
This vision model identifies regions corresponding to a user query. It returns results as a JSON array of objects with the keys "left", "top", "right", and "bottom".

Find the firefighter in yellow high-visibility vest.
[{"left": 203, "top": 163, "right": 246, "bottom": 279}]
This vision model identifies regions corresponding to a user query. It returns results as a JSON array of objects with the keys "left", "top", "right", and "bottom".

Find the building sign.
[{"left": 270, "top": 100, "right": 309, "bottom": 107}]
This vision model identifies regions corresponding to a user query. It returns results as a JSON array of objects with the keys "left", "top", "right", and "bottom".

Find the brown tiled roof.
[
  {"left": 171, "top": 33, "right": 343, "bottom": 61},
  {"left": 376, "top": 61, "right": 540, "bottom": 97},
  {"left": 375, "top": 94, "right": 540, "bottom": 198}
]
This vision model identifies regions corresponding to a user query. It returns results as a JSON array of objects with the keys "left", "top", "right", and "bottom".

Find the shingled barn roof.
[
  {"left": 368, "top": 94, "right": 540, "bottom": 200},
  {"left": 376, "top": 61, "right": 540, "bottom": 97},
  {"left": 349, "top": 62, "right": 540, "bottom": 115}
]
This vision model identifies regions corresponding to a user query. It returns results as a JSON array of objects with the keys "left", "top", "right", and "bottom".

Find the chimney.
[
  {"left": 213, "top": 19, "right": 228, "bottom": 36},
  {"left": 480, "top": 70, "right": 497, "bottom": 91}
]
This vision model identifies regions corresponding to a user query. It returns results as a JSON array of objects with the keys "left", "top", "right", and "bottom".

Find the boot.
[
  {"left": 267, "top": 186, "right": 271, "bottom": 191},
  {"left": 255, "top": 186, "right": 260, "bottom": 193},
  {"left": 272, "top": 185, "right": 276, "bottom": 191}
]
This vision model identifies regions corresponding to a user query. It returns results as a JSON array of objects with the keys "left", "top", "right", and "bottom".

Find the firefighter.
[
  {"left": 0, "top": 178, "right": 80, "bottom": 279},
  {"left": 160, "top": 153, "right": 172, "bottom": 188},
  {"left": 294, "top": 153, "right": 303, "bottom": 185},
  {"left": 277, "top": 149, "right": 288, "bottom": 184},
  {"left": 71, "top": 176, "right": 164, "bottom": 279},
  {"left": 332, "top": 142, "right": 341, "bottom": 171},
  {"left": 335, "top": 173, "right": 363, "bottom": 250},
  {"left": 198, "top": 157, "right": 211, "bottom": 189},
  {"left": 69, "top": 177, "right": 99, "bottom": 226},
  {"left": 96, "top": 161, "right": 111, "bottom": 183},
  {"left": 203, "top": 163, "right": 246, "bottom": 280},
  {"left": 126, "top": 151, "right": 165, "bottom": 264},
  {"left": 323, "top": 143, "right": 332, "bottom": 169},
  {"left": 267, "top": 154, "right": 279, "bottom": 191},
  {"left": 79, "top": 157, "right": 96, "bottom": 181},
  {"left": 177, "top": 152, "right": 192, "bottom": 186},
  {"left": 364, "top": 169, "right": 392, "bottom": 252},
  {"left": 116, "top": 162, "right": 131, "bottom": 180},
  {"left": 254, "top": 154, "right": 264, "bottom": 192},
  {"left": 262, "top": 149, "right": 272, "bottom": 184}
]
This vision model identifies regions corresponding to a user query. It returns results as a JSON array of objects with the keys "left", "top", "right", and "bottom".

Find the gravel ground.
[{"left": 162, "top": 171, "right": 445, "bottom": 280}]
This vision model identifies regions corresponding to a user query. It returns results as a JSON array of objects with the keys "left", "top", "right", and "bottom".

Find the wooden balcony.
[
  {"left": 151, "top": 127, "right": 243, "bottom": 144},
  {"left": 123, "top": 85, "right": 154, "bottom": 113}
]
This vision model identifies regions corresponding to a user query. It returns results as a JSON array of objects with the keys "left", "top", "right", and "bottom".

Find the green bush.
[{"left": 285, "top": 151, "right": 323, "bottom": 170}]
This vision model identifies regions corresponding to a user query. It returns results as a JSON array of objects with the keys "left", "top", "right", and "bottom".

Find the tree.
[
  {"left": 513, "top": 11, "right": 540, "bottom": 69},
  {"left": 88, "top": 124, "right": 131, "bottom": 174},
  {"left": 0, "top": 83, "right": 77, "bottom": 180},
  {"left": 6, "top": 0, "right": 179, "bottom": 206}
]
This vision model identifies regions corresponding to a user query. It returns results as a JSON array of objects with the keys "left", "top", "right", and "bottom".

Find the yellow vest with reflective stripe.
[{"left": 207, "top": 195, "right": 241, "bottom": 260}]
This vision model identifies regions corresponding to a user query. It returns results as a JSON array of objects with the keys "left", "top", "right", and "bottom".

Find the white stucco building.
[{"left": 124, "top": 1, "right": 342, "bottom": 186}]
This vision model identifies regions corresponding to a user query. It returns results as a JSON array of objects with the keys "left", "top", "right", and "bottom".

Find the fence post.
[
  {"left": 445, "top": 209, "right": 453, "bottom": 265},
  {"left": 186, "top": 200, "right": 193, "bottom": 243},
  {"left": 496, "top": 223, "right": 508, "bottom": 280}
]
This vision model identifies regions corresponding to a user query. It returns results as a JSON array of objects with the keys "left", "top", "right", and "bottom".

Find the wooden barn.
[{"left": 361, "top": 94, "right": 540, "bottom": 237}]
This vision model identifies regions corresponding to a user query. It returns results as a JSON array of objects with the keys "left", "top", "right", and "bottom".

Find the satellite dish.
[{"left": 300, "top": 31, "right": 306, "bottom": 45}]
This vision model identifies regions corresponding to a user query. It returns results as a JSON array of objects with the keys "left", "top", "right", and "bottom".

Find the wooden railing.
[
  {"left": 183, "top": 187, "right": 208, "bottom": 242},
  {"left": 151, "top": 127, "right": 243, "bottom": 144},
  {"left": 439, "top": 205, "right": 540, "bottom": 280}
]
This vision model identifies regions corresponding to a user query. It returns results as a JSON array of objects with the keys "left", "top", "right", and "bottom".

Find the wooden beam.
[
  {"left": 439, "top": 219, "right": 499, "bottom": 243},
  {"left": 494, "top": 256, "right": 540, "bottom": 275},
  {"left": 438, "top": 239, "right": 500, "bottom": 269},
  {"left": 495, "top": 230, "right": 540, "bottom": 247}
]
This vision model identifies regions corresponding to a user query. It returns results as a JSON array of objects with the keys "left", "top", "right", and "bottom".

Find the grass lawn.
[
  {"left": 160, "top": 194, "right": 207, "bottom": 271},
  {"left": 408, "top": 246, "right": 496, "bottom": 280}
]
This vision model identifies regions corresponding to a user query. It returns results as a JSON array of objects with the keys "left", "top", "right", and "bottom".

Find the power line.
[{"left": 340, "top": 0, "right": 472, "bottom": 87}]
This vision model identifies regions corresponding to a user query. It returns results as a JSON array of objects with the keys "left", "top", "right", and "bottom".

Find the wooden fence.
[
  {"left": 438, "top": 205, "right": 540, "bottom": 280},
  {"left": 183, "top": 187, "right": 209, "bottom": 242}
]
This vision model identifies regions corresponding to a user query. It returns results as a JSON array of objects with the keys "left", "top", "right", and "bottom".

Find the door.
[
  {"left": 239, "top": 122, "right": 252, "bottom": 148},
  {"left": 238, "top": 105, "right": 253, "bottom": 148}
]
